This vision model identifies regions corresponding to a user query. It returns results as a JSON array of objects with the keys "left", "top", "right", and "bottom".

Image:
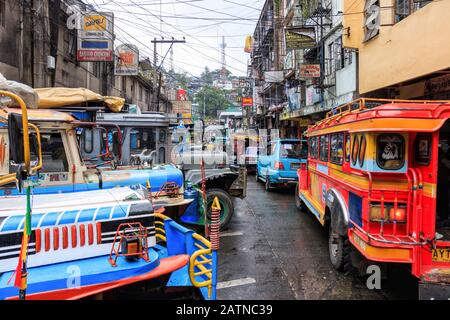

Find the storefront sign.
[
  {"left": 114, "top": 44, "right": 139, "bottom": 76},
  {"left": 300, "top": 64, "right": 321, "bottom": 78},
  {"left": 77, "top": 12, "right": 114, "bottom": 62},
  {"left": 285, "top": 27, "right": 316, "bottom": 50},
  {"left": 425, "top": 74, "right": 450, "bottom": 95},
  {"left": 242, "top": 97, "right": 253, "bottom": 107}
]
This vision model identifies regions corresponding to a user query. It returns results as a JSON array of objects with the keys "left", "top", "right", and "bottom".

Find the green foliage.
[{"left": 194, "top": 85, "right": 232, "bottom": 117}]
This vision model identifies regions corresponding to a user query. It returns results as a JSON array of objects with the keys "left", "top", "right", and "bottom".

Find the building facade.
[
  {"left": 249, "top": 0, "right": 359, "bottom": 138},
  {"left": 343, "top": 0, "right": 450, "bottom": 100},
  {"left": 0, "top": 0, "right": 171, "bottom": 112}
]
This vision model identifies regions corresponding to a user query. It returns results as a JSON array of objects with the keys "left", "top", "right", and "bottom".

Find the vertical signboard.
[
  {"left": 114, "top": 44, "right": 139, "bottom": 76},
  {"left": 77, "top": 12, "right": 114, "bottom": 62}
]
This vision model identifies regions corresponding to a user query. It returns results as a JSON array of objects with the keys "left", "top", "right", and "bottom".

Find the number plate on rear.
[
  {"left": 291, "top": 163, "right": 300, "bottom": 169},
  {"left": 432, "top": 248, "right": 450, "bottom": 262}
]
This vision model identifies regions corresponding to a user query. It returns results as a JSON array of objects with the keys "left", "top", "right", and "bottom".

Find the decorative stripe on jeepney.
[{"left": 0, "top": 204, "right": 133, "bottom": 233}]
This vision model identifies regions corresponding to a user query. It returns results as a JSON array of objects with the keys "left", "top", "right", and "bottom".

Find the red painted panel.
[
  {"left": 71, "top": 225, "right": 77, "bottom": 248},
  {"left": 44, "top": 229, "right": 50, "bottom": 252},
  {"left": 62, "top": 226, "right": 68, "bottom": 249},
  {"left": 53, "top": 228, "right": 59, "bottom": 250},
  {"left": 79, "top": 225, "right": 85, "bottom": 247},
  {"left": 35, "top": 229, "right": 41, "bottom": 253}
]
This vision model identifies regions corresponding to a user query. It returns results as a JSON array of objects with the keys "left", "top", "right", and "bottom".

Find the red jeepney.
[{"left": 296, "top": 98, "right": 450, "bottom": 299}]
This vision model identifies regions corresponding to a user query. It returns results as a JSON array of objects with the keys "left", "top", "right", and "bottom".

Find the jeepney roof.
[
  {"left": 0, "top": 107, "right": 75, "bottom": 122},
  {"left": 96, "top": 111, "right": 169, "bottom": 127},
  {"left": 305, "top": 99, "right": 450, "bottom": 137}
]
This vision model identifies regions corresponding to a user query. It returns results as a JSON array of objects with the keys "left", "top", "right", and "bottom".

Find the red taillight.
[
  {"left": 389, "top": 207, "right": 406, "bottom": 222},
  {"left": 274, "top": 161, "right": 284, "bottom": 170}
]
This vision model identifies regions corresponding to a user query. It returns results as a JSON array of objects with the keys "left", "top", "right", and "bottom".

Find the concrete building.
[
  {"left": 343, "top": 0, "right": 449, "bottom": 100},
  {"left": 0, "top": 0, "right": 171, "bottom": 113},
  {"left": 249, "top": 0, "right": 359, "bottom": 137}
]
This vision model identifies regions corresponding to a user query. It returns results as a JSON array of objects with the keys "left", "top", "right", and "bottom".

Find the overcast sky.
[{"left": 85, "top": 0, "right": 265, "bottom": 78}]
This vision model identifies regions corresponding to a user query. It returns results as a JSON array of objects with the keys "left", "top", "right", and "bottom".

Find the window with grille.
[{"left": 396, "top": 0, "right": 433, "bottom": 23}]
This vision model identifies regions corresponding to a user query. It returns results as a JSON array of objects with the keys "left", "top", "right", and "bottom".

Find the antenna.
[{"left": 220, "top": 35, "right": 227, "bottom": 71}]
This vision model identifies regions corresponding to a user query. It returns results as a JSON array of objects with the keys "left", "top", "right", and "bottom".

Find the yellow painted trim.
[
  {"left": 351, "top": 233, "right": 411, "bottom": 262},
  {"left": 300, "top": 190, "right": 326, "bottom": 225}
]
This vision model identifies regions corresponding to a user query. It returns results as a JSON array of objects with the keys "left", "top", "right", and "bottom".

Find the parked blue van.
[{"left": 256, "top": 139, "right": 308, "bottom": 191}]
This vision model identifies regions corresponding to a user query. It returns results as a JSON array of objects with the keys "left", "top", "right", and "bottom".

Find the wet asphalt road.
[{"left": 216, "top": 178, "right": 418, "bottom": 300}]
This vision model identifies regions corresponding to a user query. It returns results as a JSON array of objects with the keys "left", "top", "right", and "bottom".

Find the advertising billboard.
[
  {"left": 77, "top": 12, "right": 114, "bottom": 62},
  {"left": 114, "top": 44, "right": 139, "bottom": 76}
]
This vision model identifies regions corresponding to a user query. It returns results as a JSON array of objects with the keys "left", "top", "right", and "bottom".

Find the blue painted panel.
[
  {"left": 111, "top": 205, "right": 128, "bottom": 219},
  {"left": 349, "top": 192, "right": 363, "bottom": 228},
  {"left": 95, "top": 207, "right": 112, "bottom": 220},
  {"left": 40, "top": 212, "right": 61, "bottom": 227},
  {"left": 1, "top": 215, "right": 25, "bottom": 232},
  {"left": 30, "top": 214, "right": 45, "bottom": 229},
  {"left": 77, "top": 208, "right": 96, "bottom": 223},
  {"left": 58, "top": 210, "right": 79, "bottom": 225}
]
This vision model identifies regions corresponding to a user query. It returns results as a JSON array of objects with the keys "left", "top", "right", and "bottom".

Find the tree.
[{"left": 194, "top": 85, "right": 232, "bottom": 118}]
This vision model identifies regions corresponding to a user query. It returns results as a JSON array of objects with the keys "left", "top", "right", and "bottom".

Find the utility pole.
[{"left": 151, "top": 38, "right": 186, "bottom": 111}]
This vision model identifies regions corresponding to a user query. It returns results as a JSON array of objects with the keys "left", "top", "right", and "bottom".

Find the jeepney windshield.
[{"left": 280, "top": 141, "right": 308, "bottom": 159}]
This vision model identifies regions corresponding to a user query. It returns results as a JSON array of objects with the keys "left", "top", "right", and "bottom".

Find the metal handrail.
[{"left": 154, "top": 212, "right": 214, "bottom": 298}]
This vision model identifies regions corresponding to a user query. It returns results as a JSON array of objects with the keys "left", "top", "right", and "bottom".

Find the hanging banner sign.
[
  {"left": 77, "top": 12, "right": 114, "bottom": 62},
  {"left": 299, "top": 64, "right": 321, "bottom": 78},
  {"left": 114, "top": 44, "right": 139, "bottom": 76},
  {"left": 244, "top": 35, "right": 253, "bottom": 53},
  {"left": 242, "top": 97, "right": 253, "bottom": 107},
  {"left": 285, "top": 27, "right": 316, "bottom": 50}
]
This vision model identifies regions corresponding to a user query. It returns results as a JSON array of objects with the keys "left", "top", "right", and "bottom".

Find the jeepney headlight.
[{"left": 369, "top": 203, "right": 406, "bottom": 223}]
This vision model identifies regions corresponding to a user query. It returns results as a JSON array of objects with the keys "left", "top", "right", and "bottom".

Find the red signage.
[
  {"left": 177, "top": 89, "right": 187, "bottom": 101},
  {"left": 242, "top": 97, "right": 253, "bottom": 107},
  {"left": 77, "top": 50, "right": 113, "bottom": 62}
]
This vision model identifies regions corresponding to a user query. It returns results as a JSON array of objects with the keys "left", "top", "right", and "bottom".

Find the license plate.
[
  {"left": 432, "top": 248, "right": 450, "bottom": 262},
  {"left": 291, "top": 163, "right": 300, "bottom": 169}
]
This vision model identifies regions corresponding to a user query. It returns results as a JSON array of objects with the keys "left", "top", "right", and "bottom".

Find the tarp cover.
[
  {"left": 0, "top": 73, "right": 39, "bottom": 109},
  {"left": 35, "top": 87, "right": 124, "bottom": 112}
]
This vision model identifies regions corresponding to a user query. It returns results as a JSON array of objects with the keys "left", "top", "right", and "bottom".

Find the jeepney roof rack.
[{"left": 312, "top": 98, "right": 450, "bottom": 129}]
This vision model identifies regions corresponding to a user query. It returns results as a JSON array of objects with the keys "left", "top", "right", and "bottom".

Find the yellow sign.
[
  {"left": 432, "top": 248, "right": 450, "bottom": 263},
  {"left": 83, "top": 15, "right": 108, "bottom": 31}
]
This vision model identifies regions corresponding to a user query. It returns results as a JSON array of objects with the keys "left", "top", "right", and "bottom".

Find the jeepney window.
[
  {"left": 319, "top": 135, "right": 329, "bottom": 162},
  {"left": 344, "top": 133, "right": 351, "bottom": 162},
  {"left": 377, "top": 133, "right": 405, "bottom": 170},
  {"left": 82, "top": 128, "right": 94, "bottom": 154},
  {"left": 352, "top": 135, "right": 359, "bottom": 166},
  {"left": 330, "top": 133, "right": 344, "bottom": 165},
  {"left": 359, "top": 135, "right": 367, "bottom": 166},
  {"left": 414, "top": 133, "right": 431, "bottom": 166},
  {"left": 130, "top": 128, "right": 156, "bottom": 153},
  {"left": 31, "top": 133, "right": 69, "bottom": 173},
  {"left": 309, "top": 136, "right": 318, "bottom": 159}
]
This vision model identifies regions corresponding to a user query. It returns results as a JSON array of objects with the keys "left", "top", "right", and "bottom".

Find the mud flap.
[{"left": 419, "top": 282, "right": 450, "bottom": 300}]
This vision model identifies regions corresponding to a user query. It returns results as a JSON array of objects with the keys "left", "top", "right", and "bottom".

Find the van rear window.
[{"left": 377, "top": 134, "right": 405, "bottom": 170}]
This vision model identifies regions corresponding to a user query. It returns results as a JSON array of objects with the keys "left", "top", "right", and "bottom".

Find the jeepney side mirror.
[{"left": 8, "top": 113, "right": 24, "bottom": 165}]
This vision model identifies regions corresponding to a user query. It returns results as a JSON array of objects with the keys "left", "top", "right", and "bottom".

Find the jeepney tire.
[
  {"left": 295, "top": 183, "right": 306, "bottom": 212},
  {"left": 328, "top": 214, "right": 351, "bottom": 273},
  {"left": 206, "top": 188, "right": 234, "bottom": 231}
]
